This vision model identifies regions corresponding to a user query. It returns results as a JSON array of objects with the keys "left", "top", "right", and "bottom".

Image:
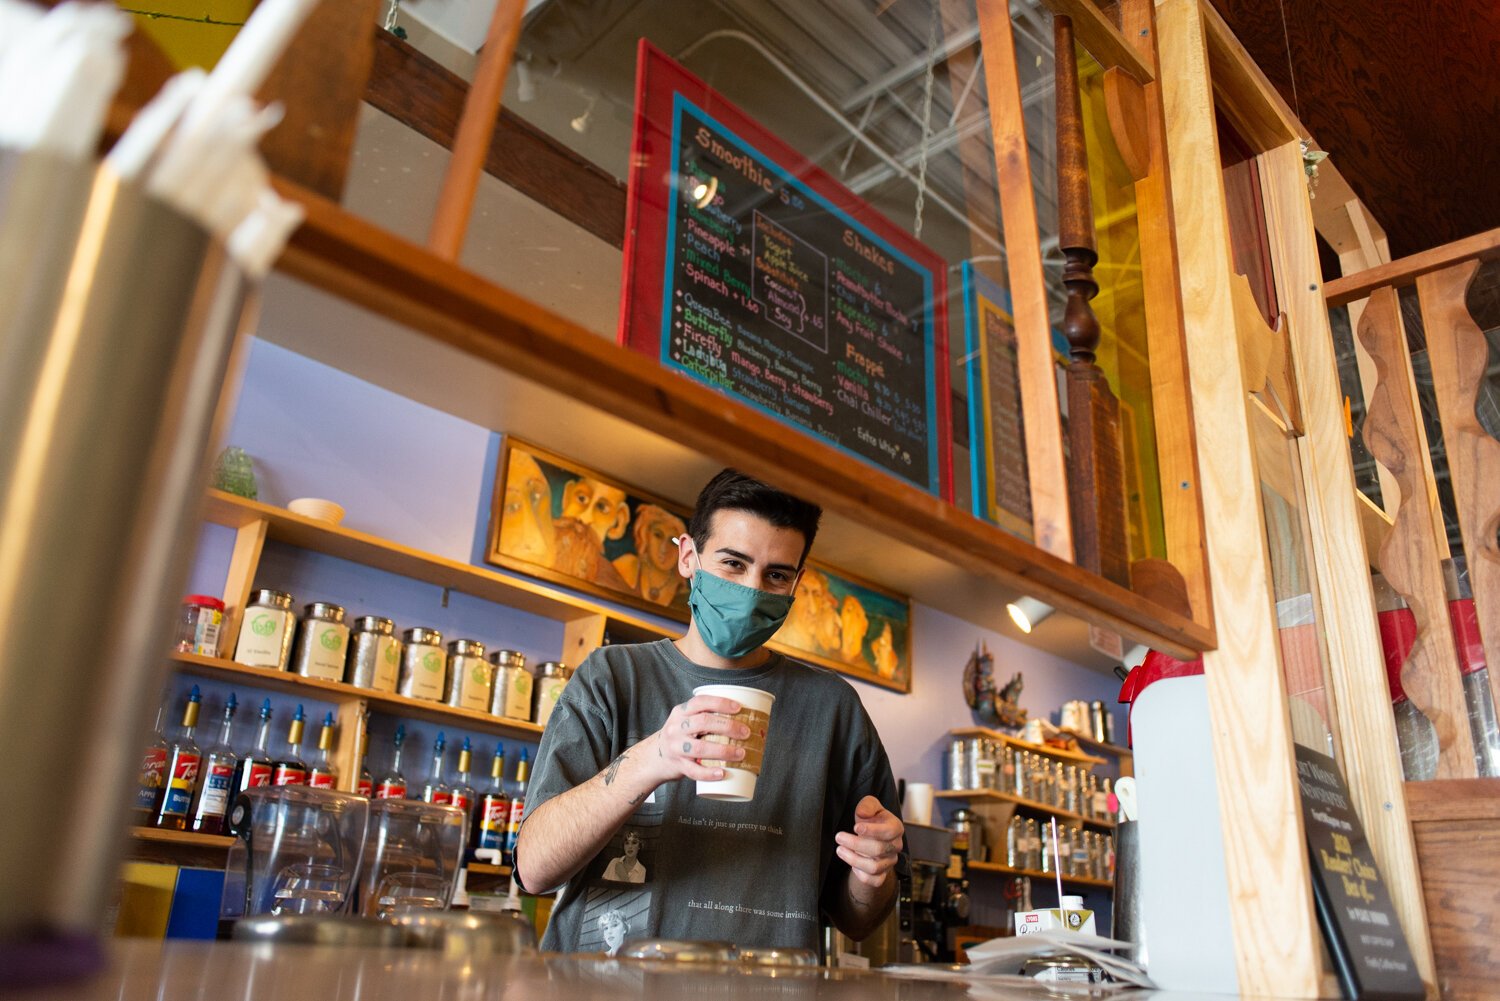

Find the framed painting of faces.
[
  {"left": 487, "top": 438, "right": 694, "bottom": 621},
  {"left": 769, "top": 563, "right": 912, "bottom": 694}
]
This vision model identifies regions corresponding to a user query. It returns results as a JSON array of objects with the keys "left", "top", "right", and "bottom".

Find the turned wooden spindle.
[
  {"left": 1054, "top": 14, "right": 1102, "bottom": 367},
  {"left": 1054, "top": 14, "right": 1131, "bottom": 587}
]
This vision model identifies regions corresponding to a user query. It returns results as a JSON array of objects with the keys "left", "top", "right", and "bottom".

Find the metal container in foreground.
[
  {"left": 398, "top": 627, "right": 446, "bottom": 702},
  {"left": 232, "top": 589, "right": 296, "bottom": 671},
  {"left": 348, "top": 616, "right": 400, "bottom": 692},
  {"left": 0, "top": 159, "right": 256, "bottom": 951},
  {"left": 532, "top": 661, "right": 573, "bottom": 728},
  {"left": 443, "top": 638, "right": 491, "bottom": 711},
  {"left": 489, "top": 649, "right": 532, "bottom": 721}
]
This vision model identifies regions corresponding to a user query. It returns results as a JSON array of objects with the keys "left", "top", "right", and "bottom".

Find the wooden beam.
[
  {"left": 1324, "top": 227, "right": 1500, "bottom": 306},
  {"left": 1418, "top": 261, "right": 1500, "bottom": 727},
  {"left": 1102, "top": 66, "right": 1149, "bottom": 182},
  {"left": 1197, "top": 0, "right": 1304, "bottom": 150},
  {"left": 219, "top": 519, "right": 269, "bottom": 658},
  {"left": 1156, "top": 1, "right": 1324, "bottom": 993},
  {"left": 1359, "top": 287, "right": 1477, "bottom": 778},
  {"left": 364, "top": 31, "right": 627, "bottom": 249},
  {"left": 974, "top": 0, "right": 1075, "bottom": 563},
  {"left": 272, "top": 181, "right": 1216, "bottom": 657},
  {"left": 427, "top": 0, "right": 527, "bottom": 259},
  {"left": 1119, "top": 0, "right": 1213, "bottom": 625},
  {"left": 1260, "top": 139, "right": 1438, "bottom": 991},
  {"left": 1038, "top": 0, "right": 1155, "bottom": 83}
]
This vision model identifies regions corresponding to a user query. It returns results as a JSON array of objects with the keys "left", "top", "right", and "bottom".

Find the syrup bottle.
[
  {"left": 421, "top": 732, "right": 452, "bottom": 805},
  {"left": 308, "top": 712, "right": 339, "bottom": 789},
  {"left": 375, "top": 724, "right": 408, "bottom": 799},
  {"left": 271, "top": 704, "right": 308, "bottom": 786},
  {"left": 153, "top": 686, "right": 203, "bottom": 830},
  {"left": 229, "top": 699, "right": 275, "bottom": 798},
  {"left": 189, "top": 692, "right": 239, "bottom": 835}
]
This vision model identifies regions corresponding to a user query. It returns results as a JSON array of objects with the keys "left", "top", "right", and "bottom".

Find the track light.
[
  {"left": 1006, "top": 597, "right": 1055, "bottom": 634},
  {"left": 570, "top": 94, "right": 598, "bottom": 134}
]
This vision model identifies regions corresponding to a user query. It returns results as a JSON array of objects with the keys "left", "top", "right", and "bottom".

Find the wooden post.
[
  {"left": 1156, "top": 0, "right": 1324, "bottom": 993},
  {"left": 219, "top": 519, "right": 269, "bottom": 657},
  {"left": 426, "top": 0, "right": 527, "bottom": 260},
  {"left": 1417, "top": 261, "right": 1500, "bottom": 723},
  {"left": 1358, "top": 287, "right": 1477, "bottom": 778},
  {"left": 973, "top": 0, "right": 1074, "bottom": 562},
  {"left": 1055, "top": 14, "right": 1131, "bottom": 587},
  {"left": 1260, "top": 140, "right": 1437, "bottom": 991}
]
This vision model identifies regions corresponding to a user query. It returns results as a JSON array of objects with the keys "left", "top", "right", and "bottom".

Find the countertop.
[{"left": 14, "top": 938, "right": 1125, "bottom": 1001}]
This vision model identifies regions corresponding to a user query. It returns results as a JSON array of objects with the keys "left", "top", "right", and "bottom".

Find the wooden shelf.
[
  {"left": 934, "top": 789, "right": 1115, "bottom": 830},
  {"left": 949, "top": 727, "right": 1107, "bottom": 767},
  {"left": 130, "top": 826, "right": 235, "bottom": 850},
  {"left": 203, "top": 490, "right": 651, "bottom": 629},
  {"left": 171, "top": 651, "right": 546, "bottom": 740},
  {"left": 1055, "top": 729, "right": 1132, "bottom": 759},
  {"left": 269, "top": 180, "right": 1215, "bottom": 664},
  {"left": 968, "top": 859, "right": 1113, "bottom": 890},
  {"left": 466, "top": 862, "right": 512, "bottom": 877}
]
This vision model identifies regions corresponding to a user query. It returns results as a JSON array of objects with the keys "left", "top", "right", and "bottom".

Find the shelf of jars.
[
  {"left": 967, "top": 860, "right": 1113, "bottom": 890},
  {"left": 170, "top": 651, "right": 546, "bottom": 742},
  {"left": 934, "top": 789, "right": 1115, "bottom": 830},
  {"left": 1056, "top": 729, "right": 1132, "bottom": 761},
  {"left": 948, "top": 727, "right": 1107, "bottom": 768}
]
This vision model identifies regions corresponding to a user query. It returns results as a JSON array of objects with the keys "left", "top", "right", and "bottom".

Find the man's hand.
[
  {"left": 638, "top": 694, "right": 749, "bottom": 786},
  {"left": 834, "top": 795, "right": 904, "bottom": 888}
]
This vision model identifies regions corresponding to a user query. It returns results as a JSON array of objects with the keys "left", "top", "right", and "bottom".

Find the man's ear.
[
  {"left": 606, "top": 505, "right": 630, "bottom": 541},
  {"left": 675, "top": 535, "right": 697, "bottom": 581}
]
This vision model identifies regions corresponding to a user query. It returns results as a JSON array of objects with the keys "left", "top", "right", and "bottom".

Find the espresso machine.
[{"left": 901, "top": 822, "right": 968, "bottom": 964}]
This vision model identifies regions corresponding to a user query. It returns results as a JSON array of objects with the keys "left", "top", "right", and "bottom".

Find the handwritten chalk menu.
[
  {"left": 620, "top": 42, "right": 952, "bottom": 499},
  {"left": 962, "top": 265, "right": 1032, "bottom": 538},
  {"left": 1294, "top": 745, "right": 1423, "bottom": 1000}
]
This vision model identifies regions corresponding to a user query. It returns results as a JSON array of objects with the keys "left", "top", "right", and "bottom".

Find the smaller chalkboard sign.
[
  {"left": 1294, "top": 744, "right": 1424, "bottom": 1000},
  {"left": 962, "top": 265, "right": 1031, "bottom": 539}
]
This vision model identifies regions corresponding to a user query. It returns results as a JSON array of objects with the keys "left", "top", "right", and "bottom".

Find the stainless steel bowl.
[
  {"left": 230, "top": 914, "right": 407, "bottom": 949},
  {"left": 390, "top": 909, "right": 539, "bottom": 957},
  {"left": 620, "top": 939, "right": 737, "bottom": 963},
  {"left": 735, "top": 946, "right": 819, "bottom": 967}
]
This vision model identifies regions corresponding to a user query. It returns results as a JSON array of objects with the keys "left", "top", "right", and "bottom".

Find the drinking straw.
[{"left": 1050, "top": 816, "right": 1064, "bottom": 906}]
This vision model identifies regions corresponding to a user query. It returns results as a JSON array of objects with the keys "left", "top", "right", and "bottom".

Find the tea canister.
[
  {"left": 291, "top": 602, "right": 349, "bottom": 681},
  {"left": 489, "top": 650, "right": 532, "bottom": 721},
  {"left": 232, "top": 589, "right": 295, "bottom": 670},
  {"left": 444, "top": 638, "right": 491, "bottom": 711},
  {"left": 348, "top": 616, "right": 400, "bottom": 692},
  {"left": 399, "top": 627, "right": 446, "bottom": 701},
  {"left": 533, "top": 661, "right": 573, "bottom": 728}
]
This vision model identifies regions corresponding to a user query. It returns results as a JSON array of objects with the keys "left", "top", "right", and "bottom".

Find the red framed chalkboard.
[{"left": 619, "top": 41, "right": 953, "bottom": 501}]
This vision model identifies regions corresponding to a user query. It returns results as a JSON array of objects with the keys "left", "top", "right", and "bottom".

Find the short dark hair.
[{"left": 688, "top": 469, "right": 822, "bottom": 566}]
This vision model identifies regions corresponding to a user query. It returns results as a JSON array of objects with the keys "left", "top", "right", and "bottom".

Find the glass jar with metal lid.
[
  {"left": 348, "top": 616, "right": 400, "bottom": 692},
  {"left": 444, "top": 639, "right": 491, "bottom": 711},
  {"left": 532, "top": 661, "right": 573, "bottom": 728},
  {"left": 489, "top": 650, "right": 532, "bottom": 721},
  {"left": 291, "top": 602, "right": 349, "bottom": 681},
  {"left": 399, "top": 627, "right": 446, "bottom": 701},
  {"left": 233, "top": 589, "right": 296, "bottom": 671}
]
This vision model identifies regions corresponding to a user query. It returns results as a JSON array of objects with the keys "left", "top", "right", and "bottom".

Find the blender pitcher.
[
  {"left": 357, "top": 799, "right": 467, "bottom": 919},
  {"left": 221, "top": 786, "right": 370, "bottom": 924}
]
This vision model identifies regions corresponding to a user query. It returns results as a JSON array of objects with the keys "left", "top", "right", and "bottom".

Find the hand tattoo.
[
  {"left": 604, "top": 751, "right": 627, "bottom": 785},
  {"left": 682, "top": 741, "right": 691, "bottom": 753}
]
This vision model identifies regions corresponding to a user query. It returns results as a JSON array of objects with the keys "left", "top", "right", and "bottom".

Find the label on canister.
[
  {"left": 301, "top": 623, "right": 349, "bottom": 681},
  {"left": 535, "top": 677, "right": 566, "bottom": 727},
  {"left": 500, "top": 668, "right": 533, "bottom": 721},
  {"left": 192, "top": 610, "right": 222, "bottom": 657},
  {"left": 451, "top": 657, "right": 491, "bottom": 711},
  {"left": 401, "top": 644, "right": 446, "bottom": 701},
  {"left": 372, "top": 635, "right": 400, "bottom": 692},
  {"left": 234, "top": 608, "right": 292, "bottom": 669}
]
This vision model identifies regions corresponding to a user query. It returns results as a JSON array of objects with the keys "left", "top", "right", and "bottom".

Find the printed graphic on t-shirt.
[
  {"left": 580, "top": 885, "right": 651, "bottom": 956},
  {"left": 598, "top": 820, "right": 658, "bottom": 885}
]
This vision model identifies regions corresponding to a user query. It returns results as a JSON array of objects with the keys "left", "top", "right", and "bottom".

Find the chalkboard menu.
[
  {"left": 620, "top": 42, "right": 953, "bottom": 500},
  {"left": 962, "top": 264, "right": 1032, "bottom": 538},
  {"left": 1294, "top": 744, "right": 1424, "bottom": 1000}
]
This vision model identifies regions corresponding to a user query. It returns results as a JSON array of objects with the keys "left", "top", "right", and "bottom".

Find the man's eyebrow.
[{"left": 716, "top": 547, "right": 797, "bottom": 574}]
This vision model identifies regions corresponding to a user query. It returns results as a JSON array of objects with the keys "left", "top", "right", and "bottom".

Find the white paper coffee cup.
[
  {"left": 692, "top": 684, "right": 775, "bottom": 802},
  {"left": 903, "top": 782, "right": 935, "bottom": 825}
]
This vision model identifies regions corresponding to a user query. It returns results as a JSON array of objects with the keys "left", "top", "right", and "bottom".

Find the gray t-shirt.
[{"left": 518, "top": 639, "right": 899, "bottom": 954}]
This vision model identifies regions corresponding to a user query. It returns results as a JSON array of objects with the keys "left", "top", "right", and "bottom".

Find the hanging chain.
[
  {"left": 912, "top": 4, "right": 939, "bottom": 241},
  {"left": 383, "top": 0, "right": 402, "bottom": 32}
]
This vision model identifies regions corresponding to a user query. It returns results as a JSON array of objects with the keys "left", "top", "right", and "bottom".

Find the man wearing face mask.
[{"left": 515, "top": 469, "right": 905, "bottom": 953}]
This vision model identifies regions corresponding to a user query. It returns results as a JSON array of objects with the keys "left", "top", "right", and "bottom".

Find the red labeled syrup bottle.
[
  {"left": 189, "top": 693, "right": 239, "bottom": 835},
  {"left": 272, "top": 704, "right": 308, "bottom": 786},
  {"left": 153, "top": 686, "right": 204, "bottom": 830},
  {"left": 308, "top": 712, "right": 340, "bottom": 789}
]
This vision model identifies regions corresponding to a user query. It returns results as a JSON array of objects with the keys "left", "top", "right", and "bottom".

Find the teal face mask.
[{"left": 687, "top": 561, "right": 796, "bottom": 660}]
